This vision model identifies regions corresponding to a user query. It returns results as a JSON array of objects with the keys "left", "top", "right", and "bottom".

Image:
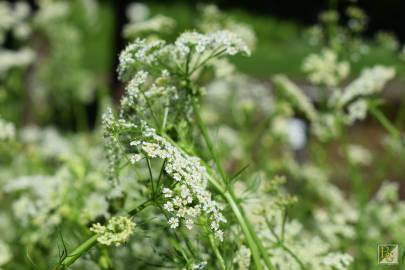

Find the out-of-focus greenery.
[{"left": 149, "top": 2, "right": 405, "bottom": 78}]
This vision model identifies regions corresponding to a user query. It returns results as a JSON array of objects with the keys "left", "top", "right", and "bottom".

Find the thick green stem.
[
  {"left": 191, "top": 98, "right": 274, "bottom": 270},
  {"left": 55, "top": 235, "right": 98, "bottom": 269},
  {"left": 56, "top": 199, "right": 153, "bottom": 269}
]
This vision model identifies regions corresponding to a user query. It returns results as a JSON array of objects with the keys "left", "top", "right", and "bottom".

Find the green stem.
[
  {"left": 369, "top": 105, "right": 401, "bottom": 140},
  {"left": 56, "top": 200, "right": 153, "bottom": 269},
  {"left": 224, "top": 192, "right": 264, "bottom": 270},
  {"left": 191, "top": 98, "right": 274, "bottom": 270},
  {"left": 191, "top": 98, "right": 227, "bottom": 183},
  {"left": 208, "top": 234, "right": 227, "bottom": 270},
  {"left": 56, "top": 234, "right": 98, "bottom": 269}
]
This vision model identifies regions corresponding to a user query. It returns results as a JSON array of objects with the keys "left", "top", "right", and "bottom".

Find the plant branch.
[
  {"left": 55, "top": 199, "right": 154, "bottom": 269},
  {"left": 191, "top": 97, "right": 274, "bottom": 270}
]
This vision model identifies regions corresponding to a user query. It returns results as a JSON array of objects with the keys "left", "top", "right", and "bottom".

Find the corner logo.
[{"left": 378, "top": 244, "right": 399, "bottom": 265}]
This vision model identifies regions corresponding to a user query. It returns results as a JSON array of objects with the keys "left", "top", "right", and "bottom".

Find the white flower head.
[
  {"left": 90, "top": 216, "right": 136, "bottom": 247},
  {"left": 302, "top": 48, "right": 350, "bottom": 87}
]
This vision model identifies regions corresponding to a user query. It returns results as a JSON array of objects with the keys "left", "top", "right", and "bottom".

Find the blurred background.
[{"left": 1, "top": 1, "right": 405, "bottom": 268}]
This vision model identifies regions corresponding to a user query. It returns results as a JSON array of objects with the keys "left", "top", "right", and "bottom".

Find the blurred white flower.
[
  {"left": 0, "top": 117, "right": 15, "bottom": 141},
  {"left": 346, "top": 144, "right": 372, "bottom": 166},
  {"left": 336, "top": 66, "right": 395, "bottom": 108},
  {"left": 233, "top": 245, "right": 251, "bottom": 270},
  {"left": 303, "top": 49, "right": 350, "bottom": 87},
  {"left": 287, "top": 118, "right": 307, "bottom": 150},
  {"left": 0, "top": 240, "right": 11, "bottom": 266},
  {"left": 0, "top": 48, "right": 34, "bottom": 76},
  {"left": 126, "top": 2, "right": 150, "bottom": 22},
  {"left": 82, "top": 193, "right": 110, "bottom": 221}
]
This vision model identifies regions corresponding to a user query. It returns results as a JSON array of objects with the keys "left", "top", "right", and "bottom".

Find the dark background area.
[
  {"left": 21, "top": 0, "right": 405, "bottom": 41},
  {"left": 146, "top": 0, "right": 405, "bottom": 41}
]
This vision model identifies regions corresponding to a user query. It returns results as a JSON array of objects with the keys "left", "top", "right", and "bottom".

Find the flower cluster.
[
  {"left": 175, "top": 30, "right": 250, "bottom": 57},
  {"left": 0, "top": 117, "right": 15, "bottom": 141},
  {"left": 335, "top": 65, "right": 395, "bottom": 108},
  {"left": 124, "top": 14, "right": 176, "bottom": 39},
  {"left": 0, "top": 240, "right": 11, "bottom": 267},
  {"left": 273, "top": 75, "right": 318, "bottom": 121},
  {"left": 322, "top": 253, "right": 354, "bottom": 270},
  {"left": 90, "top": 216, "right": 136, "bottom": 246},
  {"left": 118, "top": 30, "right": 250, "bottom": 81},
  {"left": 197, "top": 4, "right": 256, "bottom": 50},
  {"left": 302, "top": 48, "right": 350, "bottom": 87},
  {"left": 0, "top": 48, "right": 34, "bottom": 76},
  {"left": 233, "top": 245, "right": 251, "bottom": 270},
  {"left": 0, "top": 1, "right": 31, "bottom": 43},
  {"left": 235, "top": 178, "right": 353, "bottom": 270},
  {"left": 129, "top": 126, "right": 226, "bottom": 240}
]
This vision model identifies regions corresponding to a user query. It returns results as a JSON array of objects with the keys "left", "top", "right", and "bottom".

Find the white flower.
[
  {"left": 346, "top": 144, "right": 372, "bottom": 166},
  {"left": 346, "top": 99, "right": 368, "bottom": 124},
  {"left": 175, "top": 30, "right": 250, "bottom": 57},
  {"left": 118, "top": 30, "right": 250, "bottom": 82},
  {"left": 129, "top": 154, "right": 143, "bottom": 164},
  {"left": 190, "top": 261, "right": 207, "bottom": 270},
  {"left": 322, "top": 253, "right": 353, "bottom": 270},
  {"left": 0, "top": 240, "right": 11, "bottom": 266},
  {"left": 126, "top": 2, "right": 150, "bottom": 22},
  {"left": 168, "top": 217, "right": 179, "bottom": 229},
  {"left": 0, "top": 117, "right": 16, "bottom": 141},
  {"left": 273, "top": 75, "right": 318, "bottom": 121},
  {"left": 128, "top": 126, "right": 226, "bottom": 240},
  {"left": 124, "top": 15, "right": 175, "bottom": 38},
  {"left": 286, "top": 118, "right": 307, "bottom": 150},
  {"left": 335, "top": 66, "right": 395, "bottom": 108},
  {"left": 90, "top": 216, "right": 136, "bottom": 246},
  {"left": 233, "top": 245, "right": 251, "bottom": 270},
  {"left": 302, "top": 48, "right": 350, "bottom": 87},
  {"left": 0, "top": 48, "right": 34, "bottom": 76},
  {"left": 82, "top": 193, "right": 110, "bottom": 221},
  {"left": 198, "top": 4, "right": 256, "bottom": 50}
]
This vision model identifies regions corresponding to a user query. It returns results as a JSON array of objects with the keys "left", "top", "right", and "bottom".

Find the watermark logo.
[{"left": 378, "top": 244, "right": 399, "bottom": 265}]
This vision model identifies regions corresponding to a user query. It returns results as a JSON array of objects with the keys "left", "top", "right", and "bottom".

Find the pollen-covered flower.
[{"left": 90, "top": 216, "right": 136, "bottom": 247}]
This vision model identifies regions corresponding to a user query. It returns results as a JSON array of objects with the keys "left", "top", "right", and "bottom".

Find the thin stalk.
[
  {"left": 56, "top": 234, "right": 98, "bottom": 269},
  {"left": 265, "top": 216, "right": 306, "bottom": 270},
  {"left": 208, "top": 234, "right": 227, "bottom": 270},
  {"left": 161, "top": 106, "right": 169, "bottom": 132},
  {"left": 146, "top": 157, "right": 155, "bottom": 194},
  {"left": 230, "top": 190, "right": 274, "bottom": 270},
  {"left": 191, "top": 98, "right": 227, "bottom": 183},
  {"left": 191, "top": 98, "right": 274, "bottom": 270},
  {"left": 224, "top": 191, "right": 264, "bottom": 270},
  {"left": 56, "top": 199, "right": 154, "bottom": 269},
  {"left": 369, "top": 105, "right": 401, "bottom": 140}
]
